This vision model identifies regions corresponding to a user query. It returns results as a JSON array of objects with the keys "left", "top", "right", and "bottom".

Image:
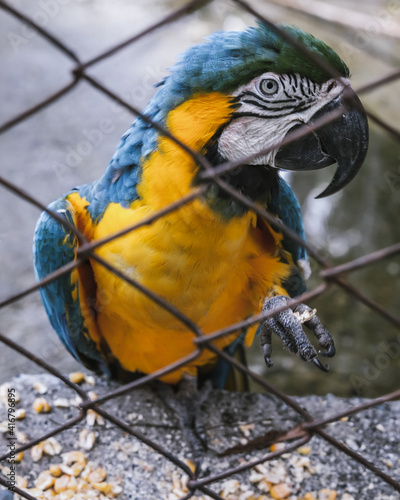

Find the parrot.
[{"left": 33, "top": 22, "right": 368, "bottom": 460}]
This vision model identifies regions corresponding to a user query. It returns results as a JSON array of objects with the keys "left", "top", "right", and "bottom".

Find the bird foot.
[
  {"left": 153, "top": 373, "right": 212, "bottom": 473},
  {"left": 260, "top": 295, "right": 335, "bottom": 372}
]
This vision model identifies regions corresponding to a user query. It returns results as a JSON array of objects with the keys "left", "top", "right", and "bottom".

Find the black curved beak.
[{"left": 274, "top": 87, "right": 369, "bottom": 198}]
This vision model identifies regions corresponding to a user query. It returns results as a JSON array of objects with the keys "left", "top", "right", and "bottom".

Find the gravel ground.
[{"left": 0, "top": 373, "right": 399, "bottom": 499}]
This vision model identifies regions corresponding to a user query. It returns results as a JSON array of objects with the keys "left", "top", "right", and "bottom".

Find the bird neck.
[
  {"left": 199, "top": 132, "right": 280, "bottom": 220},
  {"left": 154, "top": 90, "right": 279, "bottom": 220}
]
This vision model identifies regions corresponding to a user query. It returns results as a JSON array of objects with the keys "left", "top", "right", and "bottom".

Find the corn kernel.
[
  {"left": 54, "top": 474, "right": 70, "bottom": 493},
  {"left": 320, "top": 489, "right": 337, "bottom": 500},
  {"left": 270, "top": 483, "right": 291, "bottom": 499},
  {"left": 88, "top": 391, "right": 98, "bottom": 401},
  {"left": 34, "top": 470, "right": 55, "bottom": 491},
  {"left": 220, "top": 478, "right": 240, "bottom": 496},
  {"left": 86, "top": 408, "right": 104, "bottom": 426},
  {"left": 91, "top": 481, "right": 113, "bottom": 493},
  {"left": 249, "top": 471, "right": 264, "bottom": 483},
  {"left": 49, "top": 464, "right": 63, "bottom": 477},
  {"left": 58, "top": 490, "right": 76, "bottom": 499},
  {"left": 184, "top": 459, "right": 196, "bottom": 474},
  {"left": 66, "top": 475, "right": 77, "bottom": 491},
  {"left": 88, "top": 466, "right": 107, "bottom": 484},
  {"left": 297, "top": 446, "right": 311, "bottom": 455},
  {"left": 54, "top": 398, "right": 70, "bottom": 408},
  {"left": 257, "top": 478, "right": 272, "bottom": 492},
  {"left": 270, "top": 442, "right": 285, "bottom": 452},
  {"left": 33, "top": 397, "right": 51, "bottom": 414},
  {"left": 15, "top": 408, "right": 26, "bottom": 420},
  {"left": 62, "top": 450, "right": 87, "bottom": 466},
  {"left": 86, "top": 409, "right": 96, "bottom": 427},
  {"left": 69, "top": 396, "right": 83, "bottom": 407},
  {"left": 16, "top": 475, "right": 28, "bottom": 488},
  {"left": 171, "top": 470, "right": 183, "bottom": 491},
  {"left": 33, "top": 381, "right": 48, "bottom": 394},
  {"left": 304, "top": 494, "right": 317, "bottom": 500},
  {"left": 42, "top": 490, "right": 56, "bottom": 499},
  {"left": 79, "top": 429, "right": 96, "bottom": 450},
  {"left": 239, "top": 423, "right": 255, "bottom": 437},
  {"left": 69, "top": 372, "right": 85, "bottom": 384},
  {"left": 16, "top": 430, "right": 29, "bottom": 443},
  {"left": 60, "top": 462, "right": 83, "bottom": 477},
  {"left": 31, "top": 443, "right": 44, "bottom": 462},
  {"left": 254, "top": 463, "right": 268, "bottom": 475},
  {"left": 110, "top": 483, "right": 123, "bottom": 497},
  {"left": 84, "top": 374, "right": 96, "bottom": 385},
  {"left": 80, "top": 464, "right": 92, "bottom": 481},
  {"left": 43, "top": 437, "right": 62, "bottom": 456}
]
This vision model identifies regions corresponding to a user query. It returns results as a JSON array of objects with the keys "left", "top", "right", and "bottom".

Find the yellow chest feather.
[{"left": 70, "top": 93, "right": 290, "bottom": 383}]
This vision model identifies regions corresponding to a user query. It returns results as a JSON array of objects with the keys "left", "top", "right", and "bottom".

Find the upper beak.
[{"left": 274, "top": 87, "right": 369, "bottom": 198}]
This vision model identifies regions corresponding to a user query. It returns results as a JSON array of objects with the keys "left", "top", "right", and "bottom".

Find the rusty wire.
[{"left": 0, "top": 0, "right": 400, "bottom": 498}]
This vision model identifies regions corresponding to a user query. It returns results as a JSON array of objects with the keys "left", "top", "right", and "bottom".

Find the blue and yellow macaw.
[{"left": 33, "top": 23, "right": 368, "bottom": 404}]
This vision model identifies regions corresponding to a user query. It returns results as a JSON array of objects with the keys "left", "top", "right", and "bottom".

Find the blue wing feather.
[
  {"left": 33, "top": 198, "right": 107, "bottom": 373},
  {"left": 269, "top": 176, "right": 310, "bottom": 297}
]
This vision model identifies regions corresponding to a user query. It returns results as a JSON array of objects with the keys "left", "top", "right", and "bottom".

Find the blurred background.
[{"left": 1, "top": 0, "right": 399, "bottom": 397}]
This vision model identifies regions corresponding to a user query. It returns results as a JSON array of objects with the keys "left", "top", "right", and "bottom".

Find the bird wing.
[
  {"left": 268, "top": 176, "right": 310, "bottom": 297},
  {"left": 33, "top": 197, "right": 108, "bottom": 374}
]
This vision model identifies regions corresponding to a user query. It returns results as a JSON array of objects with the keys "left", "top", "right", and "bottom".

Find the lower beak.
[{"left": 274, "top": 87, "right": 369, "bottom": 198}]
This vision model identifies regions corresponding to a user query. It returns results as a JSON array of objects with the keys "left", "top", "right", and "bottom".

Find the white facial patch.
[{"left": 218, "top": 72, "right": 349, "bottom": 167}]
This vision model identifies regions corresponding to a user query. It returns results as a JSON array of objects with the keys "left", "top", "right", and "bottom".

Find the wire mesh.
[{"left": 0, "top": 0, "right": 399, "bottom": 498}]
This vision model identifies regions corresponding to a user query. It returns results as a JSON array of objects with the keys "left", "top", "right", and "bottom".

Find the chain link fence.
[{"left": 0, "top": 0, "right": 399, "bottom": 498}]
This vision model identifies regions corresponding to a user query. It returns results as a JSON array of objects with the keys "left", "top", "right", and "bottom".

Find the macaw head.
[{"left": 146, "top": 22, "right": 368, "bottom": 199}]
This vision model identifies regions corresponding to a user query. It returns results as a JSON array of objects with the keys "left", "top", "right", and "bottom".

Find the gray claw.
[
  {"left": 260, "top": 320, "right": 275, "bottom": 368},
  {"left": 264, "top": 355, "right": 274, "bottom": 368},
  {"left": 313, "top": 358, "right": 330, "bottom": 372},
  {"left": 320, "top": 344, "right": 336, "bottom": 358},
  {"left": 260, "top": 295, "right": 335, "bottom": 371}
]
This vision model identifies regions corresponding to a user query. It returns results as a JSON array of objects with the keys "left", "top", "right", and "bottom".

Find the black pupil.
[{"left": 262, "top": 80, "right": 276, "bottom": 93}]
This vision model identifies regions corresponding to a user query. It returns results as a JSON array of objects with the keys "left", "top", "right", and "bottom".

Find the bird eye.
[{"left": 259, "top": 78, "right": 279, "bottom": 95}]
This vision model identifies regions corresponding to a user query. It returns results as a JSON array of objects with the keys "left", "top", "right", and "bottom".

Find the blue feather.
[
  {"left": 33, "top": 199, "right": 108, "bottom": 373},
  {"left": 269, "top": 176, "right": 310, "bottom": 296}
]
